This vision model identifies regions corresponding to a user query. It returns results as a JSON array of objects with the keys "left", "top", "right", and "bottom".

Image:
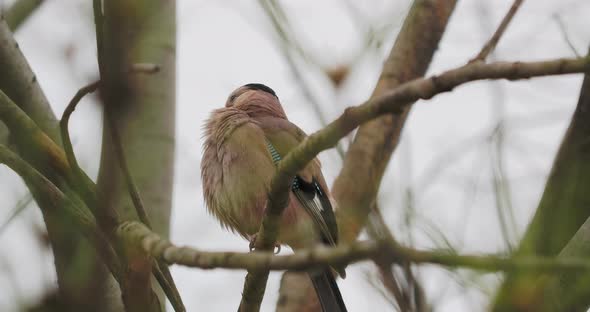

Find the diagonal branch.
[
  {"left": 0, "top": 144, "right": 123, "bottom": 284},
  {"left": 241, "top": 55, "right": 590, "bottom": 310},
  {"left": 3, "top": 0, "right": 45, "bottom": 31},
  {"left": 553, "top": 14, "right": 581, "bottom": 58},
  {"left": 332, "top": 0, "right": 458, "bottom": 245},
  {"left": 470, "top": 0, "right": 525, "bottom": 62},
  {"left": 60, "top": 80, "right": 185, "bottom": 311},
  {"left": 60, "top": 80, "right": 100, "bottom": 203},
  {"left": 0, "top": 18, "right": 59, "bottom": 143},
  {"left": 267, "top": 56, "right": 590, "bottom": 242}
]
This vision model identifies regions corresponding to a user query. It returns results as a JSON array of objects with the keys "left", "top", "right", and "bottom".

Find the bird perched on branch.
[{"left": 201, "top": 83, "right": 347, "bottom": 312}]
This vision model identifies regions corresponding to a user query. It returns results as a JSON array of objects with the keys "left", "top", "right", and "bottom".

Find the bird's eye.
[{"left": 229, "top": 94, "right": 238, "bottom": 102}]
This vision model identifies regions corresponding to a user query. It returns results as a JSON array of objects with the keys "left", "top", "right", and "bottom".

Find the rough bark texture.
[
  {"left": 95, "top": 1, "right": 176, "bottom": 310},
  {"left": 332, "top": 0, "right": 458, "bottom": 244},
  {"left": 492, "top": 57, "right": 590, "bottom": 311},
  {"left": 277, "top": 0, "right": 457, "bottom": 310}
]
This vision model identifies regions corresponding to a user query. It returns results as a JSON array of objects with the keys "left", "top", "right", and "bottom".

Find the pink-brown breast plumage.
[{"left": 201, "top": 107, "right": 318, "bottom": 247}]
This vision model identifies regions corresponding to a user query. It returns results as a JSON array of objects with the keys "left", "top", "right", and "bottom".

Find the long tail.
[{"left": 309, "top": 270, "right": 347, "bottom": 312}]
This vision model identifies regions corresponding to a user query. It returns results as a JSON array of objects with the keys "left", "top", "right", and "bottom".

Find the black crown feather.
[{"left": 243, "top": 83, "right": 278, "bottom": 99}]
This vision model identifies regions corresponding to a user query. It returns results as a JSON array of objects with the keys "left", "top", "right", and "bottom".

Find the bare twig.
[
  {"left": 377, "top": 264, "right": 409, "bottom": 311},
  {"left": 60, "top": 80, "right": 100, "bottom": 198},
  {"left": 470, "top": 0, "right": 525, "bottom": 62},
  {"left": 553, "top": 14, "right": 581, "bottom": 57},
  {"left": 257, "top": 0, "right": 346, "bottom": 158},
  {"left": 105, "top": 115, "right": 152, "bottom": 228},
  {"left": 105, "top": 113, "right": 186, "bottom": 312},
  {"left": 92, "top": 0, "right": 105, "bottom": 76},
  {"left": 0, "top": 192, "right": 33, "bottom": 236},
  {"left": 367, "top": 205, "right": 423, "bottom": 311},
  {"left": 120, "top": 221, "right": 590, "bottom": 274}
]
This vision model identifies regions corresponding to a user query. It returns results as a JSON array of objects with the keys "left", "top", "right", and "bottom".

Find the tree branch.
[
  {"left": 105, "top": 111, "right": 185, "bottom": 312},
  {"left": 553, "top": 14, "right": 581, "bottom": 58},
  {"left": 60, "top": 80, "right": 100, "bottom": 202},
  {"left": 0, "top": 18, "right": 110, "bottom": 308},
  {"left": 242, "top": 55, "right": 589, "bottom": 310},
  {"left": 332, "top": 0, "right": 458, "bottom": 245},
  {"left": 0, "top": 18, "right": 59, "bottom": 142},
  {"left": 95, "top": 1, "right": 180, "bottom": 311},
  {"left": 470, "top": 0, "right": 525, "bottom": 62},
  {"left": 0, "top": 144, "right": 123, "bottom": 284},
  {"left": 120, "top": 221, "right": 590, "bottom": 274},
  {"left": 270, "top": 55, "right": 590, "bottom": 227},
  {"left": 3, "top": 0, "right": 45, "bottom": 31}
]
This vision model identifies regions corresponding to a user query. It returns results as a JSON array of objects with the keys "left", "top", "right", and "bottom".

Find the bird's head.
[{"left": 225, "top": 83, "right": 286, "bottom": 119}]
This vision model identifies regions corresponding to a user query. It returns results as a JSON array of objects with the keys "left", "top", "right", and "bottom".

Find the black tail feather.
[{"left": 309, "top": 270, "right": 347, "bottom": 312}]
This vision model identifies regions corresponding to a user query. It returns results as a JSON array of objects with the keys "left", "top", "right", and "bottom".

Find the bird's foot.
[{"left": 248, "top": 234, "right": 281, "bottom": 254}]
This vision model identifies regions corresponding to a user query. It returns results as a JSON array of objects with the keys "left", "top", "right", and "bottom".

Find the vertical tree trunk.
[{"left": 95, "top": 1, "right": 176, "bottom": 310}]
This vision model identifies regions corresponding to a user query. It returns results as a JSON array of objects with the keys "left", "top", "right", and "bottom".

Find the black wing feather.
[{"left": 291, "top": 176, "right": 339, "bottom": 246}]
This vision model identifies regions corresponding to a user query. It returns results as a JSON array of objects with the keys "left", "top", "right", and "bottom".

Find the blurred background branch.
[
  {"left": 492, "top": 46, "right": 590, "bottom": 311},
  {"left": 2, "top": 0, "right": 45, "bottom": 31}
]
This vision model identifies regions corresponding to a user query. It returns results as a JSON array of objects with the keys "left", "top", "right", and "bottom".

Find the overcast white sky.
[{"left": 1, "top": 0, "right": 589, "bottom": 311}]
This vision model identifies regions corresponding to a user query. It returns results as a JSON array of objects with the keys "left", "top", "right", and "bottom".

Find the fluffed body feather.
[{"left": 201, "top": 84, "right": 346, "bottom": 311}]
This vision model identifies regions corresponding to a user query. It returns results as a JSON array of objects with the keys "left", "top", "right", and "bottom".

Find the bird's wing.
[{"left": 258, "top": 117, "right": 339, "bottom": 246}]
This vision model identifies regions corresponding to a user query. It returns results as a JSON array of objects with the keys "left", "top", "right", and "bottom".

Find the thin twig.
[
  {"left": 105, "top": 114, "right": 152, "bottom": 228},
  {"left": 367, "top": 205, "right": 419, "bottom": 311},
  {"left": 553, "top": 14, "right": 581, "bottom": 57},
  {"left": 378, "top": 264, "right": 409, "bottom": 312},
  {"left": 62, "top": 82, "right": 184, "bottom": 311},
  {"left": 93, "top": 0, "right": 105, "bottom": 76},
  {"left": 60, "top": 80, "right": 100, "bottom": 195},
  {"left": 105, "top": 113, "right": 185, "bottom": 312},
  {"left": 470, "top": 0, "right": 525, "bottom": 62},
  {"left": 258, "top": 0, "right": 346, "bottom": 158},
  {"left": 0, "top": 192, "right": 33, "bottom": 236}
]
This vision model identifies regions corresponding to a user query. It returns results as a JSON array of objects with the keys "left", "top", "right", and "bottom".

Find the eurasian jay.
[{"left": 201, "top": 83, "right": 347, "bottom": 312}]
